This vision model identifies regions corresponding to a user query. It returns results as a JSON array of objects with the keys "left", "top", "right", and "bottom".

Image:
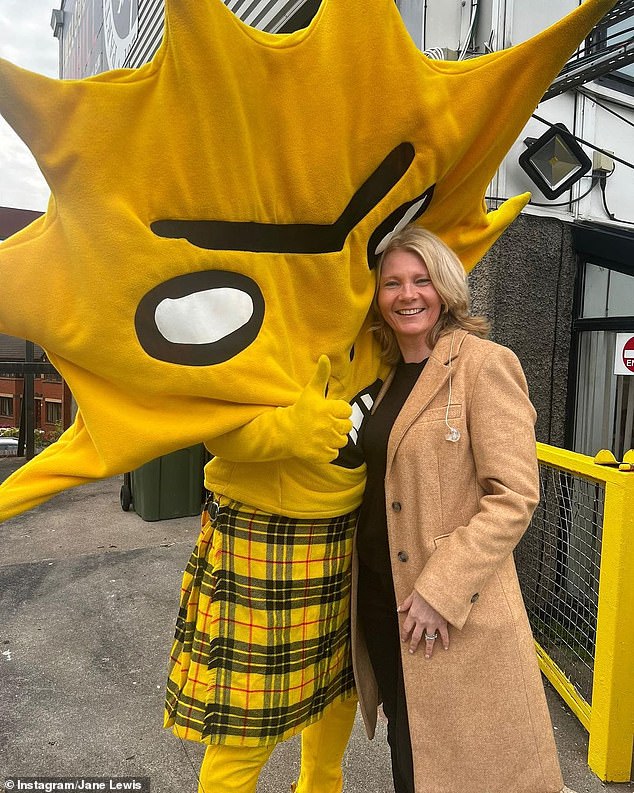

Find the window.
[
  {"left": 45, "top": 401, "right": 62, "bottom": 425},
  {"left": 581, "top": 263, "right": 634, "bottom": 318},
  {"left": 570, "top": 248, "right": 634, "bottom": 459},
  {"left": 574, "top": 329, "right": 634, "bottom": 458},
  {"left": 0, "top": 396, "right": 13, "bottom": 417},
  {"left": 590, "top": 13, "right": 634, "bottom": 96}
]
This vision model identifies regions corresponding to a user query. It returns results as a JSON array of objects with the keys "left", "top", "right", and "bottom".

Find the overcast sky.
[{"left": 0, "top": 1, "right": 59, "bottom": 211}]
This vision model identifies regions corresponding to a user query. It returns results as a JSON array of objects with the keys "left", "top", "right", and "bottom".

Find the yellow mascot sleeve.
[
  {"left": 206, "top": 356, "right": 353, "bottom": 464},
  {"left": 0, "top": 0, "right": 618, "bottom": 521}
]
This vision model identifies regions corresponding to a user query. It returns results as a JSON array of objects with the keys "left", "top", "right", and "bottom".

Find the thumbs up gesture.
[
  {"left": 278, "top": 355, "right": 353, "bottom": 463},
  {"left": 205, "top": 355, "right": 353, "bottom": 465}
]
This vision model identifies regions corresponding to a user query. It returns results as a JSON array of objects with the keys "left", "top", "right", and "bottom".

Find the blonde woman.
[{"left": 352, "top": 225, "right": 562, "bottom": 793}]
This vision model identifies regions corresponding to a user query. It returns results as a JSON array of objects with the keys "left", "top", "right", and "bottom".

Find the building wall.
[
  {"left": 470, "top": 214, "right": 577, "bottom": 448},
  {"left": 58, "top": 0, "right": 105, "bottom": 78},
  {"left": 0, "top": 377, "right": 22, "bottom": 428},
  {"left": 0, "top": 375, "right": 64, "bottom": 435},
  {"left": 1, "top": 206, "right": 68, "bottom": 437},
  {"left": 398, "top": 0, "right": 634, "bottom": 228},
  {"left": 57, "top": 0, "right": 319, "bottom": 78}
]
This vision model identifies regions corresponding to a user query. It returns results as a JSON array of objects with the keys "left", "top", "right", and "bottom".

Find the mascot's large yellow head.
[{"left": 0, "top": 0, "right": 617, "bottom": 520}]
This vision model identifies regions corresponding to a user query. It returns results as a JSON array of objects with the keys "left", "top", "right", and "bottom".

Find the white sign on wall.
[
  {"left": 614, "top": 333, "right": 634, "bottom": 376},
  {"left": 104, "top": 0, "right": 139, "bottom": 70}
]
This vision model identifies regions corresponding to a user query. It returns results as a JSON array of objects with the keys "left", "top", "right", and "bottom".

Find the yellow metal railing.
[{"left": 517, "top": 443, "right": 634, "bottom": 782}]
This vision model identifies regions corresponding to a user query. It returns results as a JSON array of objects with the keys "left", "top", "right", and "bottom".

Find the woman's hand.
[{"left": 398, "top": 590, "right": 449, "bottom": 658}]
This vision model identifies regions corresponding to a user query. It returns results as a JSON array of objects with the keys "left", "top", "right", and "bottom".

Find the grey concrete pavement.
[{"left": 1, "top": 457, "right": 632, "bottom": 792}]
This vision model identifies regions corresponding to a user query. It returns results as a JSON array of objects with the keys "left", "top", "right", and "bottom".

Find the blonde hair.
[{"left": 371, "top": 225, "right": 490, "bottom": 364}]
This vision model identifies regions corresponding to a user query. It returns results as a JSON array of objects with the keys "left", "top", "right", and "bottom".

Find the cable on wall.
[
  {"left": 532, "top": 113, "right": 634, "bottom": 171},
  {"left": 458, "top": 0, "right": 479, "bottom": 60},
  {"left": 598, "top": 170, "right": 634, "bottom": 225},
  {"left": 576, "top": 88, "right": 634, "bottom": 129},
  {"left": 485, "top": 178, "right": 600, "bottom": 209}
]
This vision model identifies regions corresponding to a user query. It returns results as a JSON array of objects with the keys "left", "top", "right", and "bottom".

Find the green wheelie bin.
[{"left": 120, "top": 444, "right": 207, "bottom": 521}]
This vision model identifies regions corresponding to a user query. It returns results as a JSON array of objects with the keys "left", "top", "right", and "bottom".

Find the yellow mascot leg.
[
  {"left": 197, "top": 742, "right": 275, "bottom": 793},
  {"left": 294, "top": 697, "right": 358, "bottom": 793}
]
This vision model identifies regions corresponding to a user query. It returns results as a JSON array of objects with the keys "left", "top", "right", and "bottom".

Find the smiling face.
[{"left": 378, "top": 249, "right": 442, "bottom": 362}]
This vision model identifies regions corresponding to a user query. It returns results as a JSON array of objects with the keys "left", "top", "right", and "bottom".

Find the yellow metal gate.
[{"left": 516, "top": 443, "right": 634, "bottom": 781}]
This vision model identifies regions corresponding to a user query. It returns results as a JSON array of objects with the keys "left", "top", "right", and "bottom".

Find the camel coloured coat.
[{"left": 351, "top": 330, "right": 563, "bottom": 793}]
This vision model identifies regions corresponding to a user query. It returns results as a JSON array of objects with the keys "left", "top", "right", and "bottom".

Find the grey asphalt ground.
[{"left": 1, "top": 456, "right": 632, "bottom": 793}]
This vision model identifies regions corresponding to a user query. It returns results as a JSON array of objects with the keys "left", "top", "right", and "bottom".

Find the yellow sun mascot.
[{"left": 0, "top": 0, "right": 617, "bottom": 791}]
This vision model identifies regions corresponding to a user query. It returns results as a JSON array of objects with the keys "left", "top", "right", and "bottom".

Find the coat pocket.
[{"left": 433, "top": 532, "right": 451, "bottom": 548}]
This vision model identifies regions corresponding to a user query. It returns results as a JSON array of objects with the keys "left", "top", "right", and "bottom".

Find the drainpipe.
[
  {"left": 423, "top": 0, "right": 428, "bottom": 51},
  {"left": 458, "top": 0, "right": 479, "bottom": 60}
]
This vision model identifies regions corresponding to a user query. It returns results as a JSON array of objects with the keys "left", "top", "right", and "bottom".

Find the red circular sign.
[{"left": 623, "top": 337, "right": 634, "bottom": 373}]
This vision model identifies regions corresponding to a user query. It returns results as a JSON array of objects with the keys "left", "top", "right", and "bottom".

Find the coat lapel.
[{"left": 386, "top": 330, "right": 469, "bottom": 471}]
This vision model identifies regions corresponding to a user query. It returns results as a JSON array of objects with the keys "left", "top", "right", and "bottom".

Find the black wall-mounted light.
[{"left": 519, "top": 123, "right": 592, "bottom": 200}]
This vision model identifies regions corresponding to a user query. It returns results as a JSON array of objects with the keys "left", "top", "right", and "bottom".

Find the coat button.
[
  {"left": 397, "top": 550, "right": 409, "bottom": 562},
  {"left": 391, "top": 501, "right": 402, "bottom": 512},
  {"left": 471, "top": 593, "right": 479, "bottom": 603}
]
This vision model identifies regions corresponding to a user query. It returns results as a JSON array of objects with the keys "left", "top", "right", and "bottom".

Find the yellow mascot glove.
[{"left": 207, "top": 355, "right": 352, "bottom": 464}]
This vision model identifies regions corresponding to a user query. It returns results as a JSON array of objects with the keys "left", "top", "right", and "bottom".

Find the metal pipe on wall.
[
  {"left": 24, "top": 341, "right": 35, "bottom": 460},
  {"left": 458, "top": 0, "right": 479, "bottom": 59}
]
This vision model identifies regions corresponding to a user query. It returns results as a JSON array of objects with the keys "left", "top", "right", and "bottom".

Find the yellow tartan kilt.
[{"left": 164, "top": 494, "right": 357, "bottom": 746}]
